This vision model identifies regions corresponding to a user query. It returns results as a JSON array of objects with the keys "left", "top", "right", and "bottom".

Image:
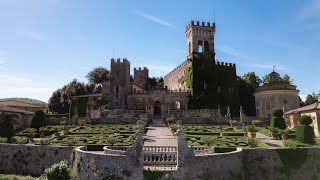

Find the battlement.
[
  {"left": 215, "top": 60, "right": 236, "bottom": 68},
  {"left": 134, "top": 67, "right": 148, "bottom": 72},
  {"left": 111, "top": 58, "right": 130, "bottom": 65},
  {"left": 186, "top": 20, "right": 215, "bottom": 30}
]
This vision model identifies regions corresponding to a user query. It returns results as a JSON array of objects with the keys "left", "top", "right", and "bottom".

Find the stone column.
[{"left": 176, "top": 125, "right": 190, "bottom": 168}]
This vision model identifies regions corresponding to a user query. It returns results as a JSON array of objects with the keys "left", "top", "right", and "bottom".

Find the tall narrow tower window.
[{"left": 198, "top": 40, "right": 203, "bottom": 53}]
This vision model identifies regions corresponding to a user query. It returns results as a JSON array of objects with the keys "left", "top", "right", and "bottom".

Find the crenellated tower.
[
  {"left": 110, "top": 58, "right": 130, "bottom": 109},
  {"left": 134, "top": 67, "right": 149, "bottom": 90},
  {"left": 185, "top": 21, "right": 216, "bottom": 57}
]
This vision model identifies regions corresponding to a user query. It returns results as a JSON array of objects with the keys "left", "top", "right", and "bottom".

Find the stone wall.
[
  {"left": 0, "top": 144, "right": 73, "bottom": 176},
  {"left": 163, "top": 60, "right": 189, "bottom": 91},
  {"left": 73, "top": 146, "right": 143, "bottom": 180},
  {"left": 178, "top": 148, "right": 243, "bottom": 180},
  {"left": 242, "top": 148, "right": 320, "bottom": 180}
]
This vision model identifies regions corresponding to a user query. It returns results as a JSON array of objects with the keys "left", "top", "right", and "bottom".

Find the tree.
[
  {"left": 262, "top": 74, "right": 270, "bottom": 85},
  {"left": 149, "top": 77, "right": 164, "bottom": 89},
  {"left": 305, "top": 94, "right": 319, "bottom": 105},
  {"left": 86, "top": 67, "right": 110, "bottom": 85},
  {"left": 241, "top": 72, "right": 262, "bottom": 88},
  {"left": 31, "top": 110, "right": 46, "bottom": 131},
  {"left": 237, "top": 75, "right": 257, "bottom": 116},
  {"left": 280, "top": 74, "right": 292, "bottom": 84},
  {"left": 0, "top": 113, "right": 16, "bottom": 138}
]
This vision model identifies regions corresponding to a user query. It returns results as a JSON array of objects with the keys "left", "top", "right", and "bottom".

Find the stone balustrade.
[
  {"left": 143, "top": 146, "right": 177, "bottom": 152},
  {"left": 103, "top": 146, "right": 130, "bottom": 155},
  {"left": 142, "top": 151, "right": 177, "bottom": 165}
]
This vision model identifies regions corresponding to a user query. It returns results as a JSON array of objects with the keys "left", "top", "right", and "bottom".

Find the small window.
[{"left": 116, "top": 86, "right": 119, "bottom": 93}]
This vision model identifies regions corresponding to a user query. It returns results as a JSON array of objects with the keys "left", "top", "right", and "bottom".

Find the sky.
[{"left": 0, "top": 0, "right": 319, "bottom": 102}]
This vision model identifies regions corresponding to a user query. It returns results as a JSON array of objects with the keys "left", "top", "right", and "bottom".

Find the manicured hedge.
[
  {"left": 296, "top": 125, "right": 315, "bottom": 144},
  {"left": 270, "top": 109, "right": 286, "bottom": 130},
  {"left": 46, "top": 114, "right": 70, "bottom": 119}
]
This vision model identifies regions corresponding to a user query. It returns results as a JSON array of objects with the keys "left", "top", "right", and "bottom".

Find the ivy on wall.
[
  {"left": 77, "top": 98, "right": 88, "bottom": 118},
  {"left": 182, "top": 53, "right": 239, "bottom": 113}
]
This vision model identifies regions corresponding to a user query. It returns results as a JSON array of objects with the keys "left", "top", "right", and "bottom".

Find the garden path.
[
  {"left": 143, "top": 118, "right": 177, "bottom": 147},
  {"left": 256, "top": 132, "right": 284, "bottom": 147}
]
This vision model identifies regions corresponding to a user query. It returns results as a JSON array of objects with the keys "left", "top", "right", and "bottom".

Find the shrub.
[
  {"left": 251, "top": 120, "right": 260, "bottom": 127},
  {"left": 106, "top": 136, "right": 118, "bottom": 146},
  {"left": 280, "top": 129, "right": 290, "bottom": 136},
  {"left": 0, "top": 137, "right": 8, "bottom": 143},
  {"left": 299, "top": 115, "right": 312, "bottom": 125},
  {"left": 66, "top": 138, "right": 79, "bottom": 146},
  {"left": 39, "top": 127, "right": 46, "bottom": 132},
  {"left": 246, "top": 126, "right": 257, "bottom": 132},
  {"left": 39, "top": 138, "right": 52, "bottom": 145},
  {"left": 0, "top": 113, "right": 16, "bottom": 138},
  {"left": 31, "top": 110, "right": 46, "bottom": 131},
  {"left": 229, "top": 120, "right": 237, "bottom": 127},
  {"left": 269, "top": 127, "right": 279, "bottom": 133},
  {"left": 247, "top": 138, "right": 258, "bottom": 148},
  {"left": 166, "top": 117, "right": 175, "bottom": 124},
  {"left": 10, "top": 136, "right": 28, "bottom": 144},
  {"left": 295, "top": 125, "right": 315, "bottom": 144},
  {"left": 283, "top": 139, "right": 299, "bottom": 148},
  {"left": 272, "top": 108, "right": 283, "bottom": 117},
  {"left": 201, "top": 136, "right": 215, "bottom": 146},
  {"left": 27, "top": 128, "right": 37, "bottom": 134},
  {"left": 170, "top": 124, "right": 177, "bottom": 132},
  {"left": 44, "top": 160, "right": 71, "bottom": 180},
  {"left": 270, "top": 109, "right": 286, "bottom": 130}
]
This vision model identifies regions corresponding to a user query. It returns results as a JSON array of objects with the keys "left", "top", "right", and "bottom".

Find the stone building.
[
  {"left": 254, "top": 71, "right": 300, "bottom": 117},
  {"left": 164, "top": 20, "right": 239, "bottom": 109},
  {"left": 285, "top": 102, "right": 320, "bottom": 137}
]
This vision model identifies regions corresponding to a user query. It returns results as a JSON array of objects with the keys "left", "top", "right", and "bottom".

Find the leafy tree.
[
  {"left": 237, "top": 74, "right": 257, "bottom": 116},
  {"left": 0, "top": 113, "right": 16, "bottom": 138},
  {"left": 149, "top": 77, "right": 164, "bottom": 89},
  {"left": 262, "top": 73, "right": 292, "bottom": 85},
  {"left": 280, "top": 74, "right": 292, "bottom": 84},
  {"left": 262, "top": 74, "right": 270, "bottom": 84},
  {"left": 86, "top": 67, "right": 110, "bottom": 85},
  {"left": 299, "top": 96, "right": 306, "bottom": 107},
  {"left": 31, "top": 110, "right": 46, "bottom": 131},
  {"left": 241, "top": 72, "right": 262, "bottom": 88},
  {"left": 305, "top": 93, "right": 319, "bottom": 105}
]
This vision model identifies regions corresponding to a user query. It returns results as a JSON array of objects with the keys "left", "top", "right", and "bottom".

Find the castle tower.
[
  {"left": 134, "top": 67, "right": 149, "bottom": 90},
  {"left": 185, "top": 21, "right": 216, "bottom": 57},
  {"left": 110, "top": 58, "right": 130, "bottom": 109}
]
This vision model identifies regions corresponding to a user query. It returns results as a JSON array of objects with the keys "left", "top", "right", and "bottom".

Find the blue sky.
[{"left": 0, "top": 0, "right": 319, "bottom": 102}]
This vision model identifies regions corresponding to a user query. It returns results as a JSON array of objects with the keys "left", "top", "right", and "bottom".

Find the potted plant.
[
  {"left": 280, "top": 129, "right": 290, "bottom": 140},
  {"left": 27, "top": 128, "right": 36, "bottom": 142},
  {"left": 39, "top": 127, "right": 46, "bottom": 138},
  {"left": 251, "top": 120, "right": 260, "bottom": 127},
  {"left": 247, "top": 126, "right": 257, "bottom": 138},
  {"left": 269, "top": 127, "right": 278, "bottom": 140},
  {"left": 242, "top": 126, "right": 248, "bottom": 137},
  {"left": 229, "top": 120, "right": 237, "bottom": 127},
  {"left": 53, "top": 127, "right": 60, "bottom": 136}
]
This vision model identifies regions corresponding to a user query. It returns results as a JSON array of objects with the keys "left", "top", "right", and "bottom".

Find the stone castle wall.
[
  {"left": 134, "top": 67, "right": 148, "bottom": 90},
  {"left": 0, "top": 144, "right": 73, "bottom": 176},
  {"left": 163, "top": 60, "right": 189, "bottom": 91}
]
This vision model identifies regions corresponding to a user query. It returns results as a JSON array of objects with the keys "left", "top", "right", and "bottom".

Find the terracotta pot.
[
  {"left": 250, "top": 132, "right": 256, "bottom": 138},
  {"left": 271, "top": 132, "right": 277, "bottom": 139}
]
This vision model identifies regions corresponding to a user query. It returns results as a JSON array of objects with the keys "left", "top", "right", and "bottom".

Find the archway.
[{"left": 154, "top": 101, "right": 161, "bottom": 116}]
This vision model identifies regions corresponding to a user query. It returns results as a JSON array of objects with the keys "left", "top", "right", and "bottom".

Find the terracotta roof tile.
[
  {"left": 0, "top": 100, "right": 42, "bottom": 108},
  {"left": 285, "top": 102, "right": 320, "bottom": 114},
  {"left": 0, "top": 105, "right": 34, "bottom": 114}
]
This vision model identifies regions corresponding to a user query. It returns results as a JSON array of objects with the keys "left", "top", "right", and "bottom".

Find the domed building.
[{"left": 254, "top": 71, "right": 300, "bottom": 117}]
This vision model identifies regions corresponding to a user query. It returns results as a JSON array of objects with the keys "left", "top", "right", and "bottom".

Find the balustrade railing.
[
  {"left": 143, "top": 146, "right": 177, "bottom": 152},
  {"left": 142, "top": 151, "right": 177, "bottom": 165},
  {"left": 103, "top": 146, "right": 130, "bottom": 155}
]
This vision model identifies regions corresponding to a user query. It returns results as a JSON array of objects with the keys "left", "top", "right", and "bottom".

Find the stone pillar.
[{"left": 176, "top": 125, "right": 190, "bottom": 168}]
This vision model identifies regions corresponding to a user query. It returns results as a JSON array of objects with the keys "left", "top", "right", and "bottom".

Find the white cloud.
[
  {"left": 23, "top": 30, "right": 48, "bottom": 41},
  {"left": 250, "top": 64, "right": 287, "bottom": 71},
  {"left": 135, "top": 10, "right": 175, "bottom": 28},
  {"left": 216, "top": 45, "right": 254, "bottom": 61},
  {"left": 298, "top": 0, "right": 320, "bottom": 21},
  {"left": 299, "top": 94, "right": 307, "bottom": 102}
]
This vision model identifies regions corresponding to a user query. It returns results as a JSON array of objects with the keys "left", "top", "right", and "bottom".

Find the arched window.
[
  {"left": 204, "top": 41, "right": 209, "bottom": 53},
  {"left": 198, "top": 40, "right": 203, "bottom": 53}
]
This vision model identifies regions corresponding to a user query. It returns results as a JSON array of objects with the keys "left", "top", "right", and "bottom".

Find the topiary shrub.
[
  {"left": 44, "top": 160, "right": 71, "bottom": 180},
  {"left": 31, "top": 110, "right": 46, "bottom": 132},
  {"left": 296, "top": 115, "right": 315, "bottom": 144},
  {"left": 0, "top": 113, "right": 16, "bottom": 138},
  {"left": 299, "top": 115, "right": 312, "bottom": 125},
  {"left": 272, "top": 108, "right": 283, "bottom": 117},
  {"left": 270, "top": 108, "right": 286, "bottom": 130}
]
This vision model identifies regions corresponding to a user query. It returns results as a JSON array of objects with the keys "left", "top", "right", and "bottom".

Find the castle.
[{"left": 102, "top": 20, "right": 239, "bottom": 116}]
